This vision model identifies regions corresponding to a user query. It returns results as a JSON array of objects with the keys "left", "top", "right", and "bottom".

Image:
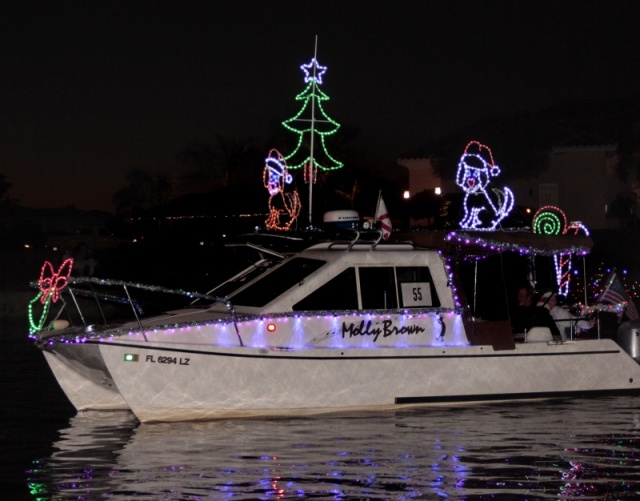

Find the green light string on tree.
[
  {"left": 281, "top": 60, "right": 343, "bottom": 174},
  {"left": 281, "top": 36, "right": 343, "bottom": 226}
]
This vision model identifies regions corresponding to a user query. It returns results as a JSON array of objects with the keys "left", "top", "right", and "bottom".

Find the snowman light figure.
[{"left": 456, "top": 140, "right": 515, "bottom": 230}]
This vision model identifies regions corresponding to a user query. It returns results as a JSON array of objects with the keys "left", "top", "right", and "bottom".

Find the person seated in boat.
[
  {"left": 69, "top": 242, "right": 98, "bottom": 276},
  {"left": 511, "top": 285, "right": 562, "bottom": 341},
  {"left": 537, "top": 291, "right": 595, "bottom": 340}
]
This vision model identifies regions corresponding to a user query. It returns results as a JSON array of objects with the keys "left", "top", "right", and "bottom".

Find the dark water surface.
[{"left": 3, "top": 318, "right": 640, "bottom": 500}]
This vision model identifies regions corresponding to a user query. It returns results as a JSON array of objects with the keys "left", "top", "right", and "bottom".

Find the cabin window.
[
  {"left": 230, "top": 257, "right": 325, "bottom": 307},
  {"left": 292, "top": 268, "right": 358, "bottom": 311},
  {"left": 359, "top": 267, "right": 398, "bottom": 309},
  {"left": 290, "top": 264, "right": 441, "bottom": 312}
]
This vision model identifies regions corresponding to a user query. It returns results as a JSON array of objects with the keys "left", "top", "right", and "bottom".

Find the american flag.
[{"left": 597, "top": 271, "right": 640, "bottom": 321}]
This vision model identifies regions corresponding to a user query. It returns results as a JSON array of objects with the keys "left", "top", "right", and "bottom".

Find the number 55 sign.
[{"left": 400, "top": 282, "right": 432, "bottom": 307}]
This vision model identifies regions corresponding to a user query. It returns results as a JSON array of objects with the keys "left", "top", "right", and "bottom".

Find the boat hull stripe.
[
  {"left": 396, "top": 388, "right": 640, "bottom": 404},
  {"left": 88, "top": 341, "right": 621, "bottom": 360}
]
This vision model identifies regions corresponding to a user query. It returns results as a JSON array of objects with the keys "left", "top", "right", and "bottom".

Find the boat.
[
  {"left": 29, "top": 223, "right": 640, "bottom": 422},
  {"left": 30, "top": 236, "right": 295, "bottom": 413}
]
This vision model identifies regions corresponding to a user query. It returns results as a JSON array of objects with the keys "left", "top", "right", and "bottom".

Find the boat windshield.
[
  {"left": 229, "top": 257, "right": 326, "bottom": 307},
  {"left": 206, "top": 259, "right": 278, "bottom": 299}
]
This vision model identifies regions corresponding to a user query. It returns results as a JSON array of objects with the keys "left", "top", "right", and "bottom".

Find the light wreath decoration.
[
  {"left": 263, "top": 149, "right": 301, "bottom": 231},
  {"left": 455, "top": 140, "right": 515, "bottom": 230},
  {"left": 28, "top": 259, "right": 73, "bottom": 334},
  {"left": 532, "top": 206, "right": 590, "bottom": 296}
]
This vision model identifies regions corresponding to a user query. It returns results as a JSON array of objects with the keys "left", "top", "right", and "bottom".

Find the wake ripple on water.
[{"left": 22, "top": 397, "right": 640, "bottom": 500}]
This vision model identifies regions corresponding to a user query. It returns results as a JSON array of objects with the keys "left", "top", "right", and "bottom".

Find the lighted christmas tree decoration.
[
  {"left": 263, "top": 149, "right": 301, "bottom": 231},
  {"left": 455, "top": 140, "right": 514, "bottom": 230},
  {"left": 281, "top": 37, "right": 343, "bottom": 225},
  {"left": 282, "top": 57, "right": 343, "bottom": 174}
]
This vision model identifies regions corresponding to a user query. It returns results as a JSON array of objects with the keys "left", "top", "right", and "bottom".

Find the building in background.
[{"left": 398, "top": 97, "right": 639, "bottom": 230}]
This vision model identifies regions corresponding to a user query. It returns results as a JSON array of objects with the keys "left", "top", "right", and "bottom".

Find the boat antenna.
[{"left": 306, "top": 35, "right": 319, "bottom": 226}]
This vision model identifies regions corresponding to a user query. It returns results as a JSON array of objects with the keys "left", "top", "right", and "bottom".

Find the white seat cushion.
[{"left": 526, "top": 327, "right": 553, "bottom": 342}]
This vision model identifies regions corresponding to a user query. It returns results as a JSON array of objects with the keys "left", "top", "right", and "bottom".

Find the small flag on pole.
[
  {"left": 597, "top": 271, "right": 640, "bottom": 321},
  {"left": 375, "top": 194, "right": 392, "bottom": 240}
]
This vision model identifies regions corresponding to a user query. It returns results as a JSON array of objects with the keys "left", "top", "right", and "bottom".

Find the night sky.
[{"left": 1, "top": 0, "right": 639, "bottom": 213}]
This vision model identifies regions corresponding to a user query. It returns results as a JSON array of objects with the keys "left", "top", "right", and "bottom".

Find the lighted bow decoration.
[
  {"left": 263, "top": 149, "right": 301, "bottom": 231},
  {"left": 533, "top": 206, "right": 589, "bottom": 296},
  {"left": 28, "top": 258, "right": 73, "bottom": 334},
  {"left": 38, "top": 258, "right": 73, "bottom": 303}
]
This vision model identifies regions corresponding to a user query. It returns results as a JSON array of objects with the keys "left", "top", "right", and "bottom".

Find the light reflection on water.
[{"left": 24, "top": 397, "right": 640, "bottom": 500}]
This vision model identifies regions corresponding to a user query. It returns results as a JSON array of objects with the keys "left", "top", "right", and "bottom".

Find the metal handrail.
[{"left": 30, "top": 276, "right": 237, "bottom": 340}]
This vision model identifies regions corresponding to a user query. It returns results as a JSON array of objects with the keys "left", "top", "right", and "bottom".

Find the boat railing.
[
  {"left": 327, "top": 228, "right": 384, "bottom": 251},
  {"left": 31, "top": 276, "right": 234, "bottom": 339},
  {"left": 552, "top": 315, "right": 599, "bottom": 340}
]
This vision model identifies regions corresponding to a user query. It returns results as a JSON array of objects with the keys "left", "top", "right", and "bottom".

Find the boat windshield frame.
[{"left": 228, "top": 257, "right": 326, "bottom": 307}]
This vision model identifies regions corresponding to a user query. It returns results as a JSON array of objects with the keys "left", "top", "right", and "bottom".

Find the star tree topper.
[{"left": 301, "top": 57, "right": 327, "bottom": 84}]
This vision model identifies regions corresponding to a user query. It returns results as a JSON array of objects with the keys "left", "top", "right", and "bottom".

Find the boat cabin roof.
[
  {"left": 210, "top": 228, "right": 591, "bottom": 320},
  {"left": 219, "top": 238, "right": 452, "bottom": 314},
  {"left": 228, "top": 228, "right": 593, "bottom": 258}
]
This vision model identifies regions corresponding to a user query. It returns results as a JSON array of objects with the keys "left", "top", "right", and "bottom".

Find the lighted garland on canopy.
[
  {"left": 35, "top": 307, "right": 460, "bottom": 346},
  {"left": 27, "top": 261, "right": 460, "bottom": 344},
  {"left": 532, "top": 205, "right": 590, "bottom": 297},
  {"left": 445, "top": 231, "right": 591, "bottom": 257},
  {"left": 28, "top": 269, "right": 234, "bottom": 338},
  {"left": 262, "top": 149, "right": 301, "bottom": 231}
]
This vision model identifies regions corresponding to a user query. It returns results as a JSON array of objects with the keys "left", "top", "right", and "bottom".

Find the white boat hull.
[
  {"left": 42, "top": 348, "right": 129, "bottom": 411},
  {"left": 98, "top": 338, "right": 640, "bottom": 422}
]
